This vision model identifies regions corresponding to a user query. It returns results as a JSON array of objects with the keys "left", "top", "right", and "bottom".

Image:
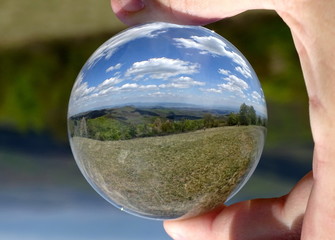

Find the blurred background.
[{"left": 0, "top": 1, "right": 312, "bottom": 239}]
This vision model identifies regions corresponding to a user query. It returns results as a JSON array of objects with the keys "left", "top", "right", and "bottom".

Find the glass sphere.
[{"left": 68, "top": 22, "right": 267, "bottom": 220}]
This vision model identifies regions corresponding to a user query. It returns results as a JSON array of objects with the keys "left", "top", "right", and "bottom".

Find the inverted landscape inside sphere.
[{"left": 68, "top": 22, "right": 267, "bottom": 220}]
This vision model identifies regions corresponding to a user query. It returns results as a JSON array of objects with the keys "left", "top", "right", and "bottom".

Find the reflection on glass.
[{"left": 68, "top": 22, "right": 267, "bottom": 220}]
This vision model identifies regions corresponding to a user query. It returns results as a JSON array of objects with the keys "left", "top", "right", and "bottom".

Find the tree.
[
  {"left": 228, "top": 113, "right": 239, "bottom": 126},
  {"left": 127, "top": 124, "right": 137, "bottom": 138},
  {"left": 239, "top": 103, "right": 250, "bottom": 125},
  {"left": 137, "top": 123, "right": 151, "bottom": 137},
  {"left": 86, "top": 116, "right": 123, "bottom": 141},
  {"left": 161, "top": 120, "right": 174, "bottom": 133},
  {"left": 79, "top": 117, "right": 88, "bottom": 137},
  {"left": 204, "top": 113, "right": 215, "bottom": 128},
  {"left": 248, "top": 105, "right": 257, "bottom": 125},
  {"left": 152, "top": 118, "right": 162, "bottom": 134},
  {"left": 257, "top": 116, "right": 262, "bottom": 126},
  {"left": 174, "top": 120, "right": 186, "bottom": 132}
]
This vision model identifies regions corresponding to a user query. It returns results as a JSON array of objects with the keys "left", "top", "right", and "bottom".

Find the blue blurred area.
[
  {"left": 0, "top": 128, "right": 312, "bottom": 239},
  {"left": 0, "top": 194, "right": 169, "bottom": 240},
  {"left": 0, "top": 130, "right": 171, "bottom": 240}
]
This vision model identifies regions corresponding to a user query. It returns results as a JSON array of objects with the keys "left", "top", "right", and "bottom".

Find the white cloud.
[
  {"left": 218, "top": 68, "right": 231, "bottom": 76},
  {"left": 159, "top": 83, "right": 186, "bottom": 89},
  {"left": 69, "top": 70, "right": 204, "bottom": 114},
  {"left": 70, "top": 73, "right": 94, "bottom": 103},
  {"left": 200, "top": 83, "right": 246, "bottom": 98},
  {"left": 147, "top": 91, "right": 177, "bottom": 99},
  {"left": 68, "top": 73, "right": 125, "bottom": 115},
  {"left": 139, "top": 84, "right": 159, "bottom": 90},
  {"left": 174, "top": 36, "right": 228, "bottom": 56},
  {"left": 223, "top": 75, "right": 249, "bottom": 90},
  {"left": 119, "top": 83, "right": 138, "bottom": 90},
  {"left": 97, "top": 83, "right": 159, "bottom": 96},
  {"left": 251, "top": 91, "right": 266, "bottom": 104},
  {"left": 72, "top": 81, "right": 95, "bottom": 100},
  {"left": 86, "top": 22, "right": 184, "bottom": 69},
  {"left": 201, "top": 88, "right": 222, "bottom": 93},
  {"left": 159, "top": 76, "right": 205, "bottom": 89},
  {"left": 148, "top": 91, "right": 164, "bottom": 96},
  {"left": 125, "top": 57, "right": 199, "bottom": 80},
  {"left": 218, "top": 82, "right": 246, "bottom": 98},
  {"left": 174, "top": 35, "right": 252, "bottom": 79},
  {"left": 235, "top": 66, "right": 252, "bottom": 79},
  {"left": 97, "top": 83, "right": 140, "bottom": 95},
  {"left": 219, "top": 75, "right": 249, "bottom": 98},
  {"left": 106, "top": 63, "right": 122, "bottom": 72},
  {"left": 100, "top": 77, "right": 123, "bottom": 87},
  {"left": 88, "top": 76, "right": 124, "bottom": 96},
  {"left": 200, "top": 74, "right": 249, "bottom": 98},
  {"left": 251, "top": 91, "right": 261, "bottom": 101},
  {"left": 175, "top": 76, "right": 205, "bottom": 86}
]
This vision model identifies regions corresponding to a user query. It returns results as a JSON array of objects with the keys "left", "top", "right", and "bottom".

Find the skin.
[{"left": 110, "top": 0, "right": 335, "bottom": 239}]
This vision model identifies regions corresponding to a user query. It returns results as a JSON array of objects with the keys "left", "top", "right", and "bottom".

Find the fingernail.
[
  {"left": 170, "top": 232, "right": 187, "bottom": 240},
  {"left": 119, "top": 0, "right": 144, "bottom": 12}
]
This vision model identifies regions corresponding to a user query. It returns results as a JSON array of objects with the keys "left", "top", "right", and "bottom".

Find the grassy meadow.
[{"left": 70, "top": 125, "right": 266, "bottom": 219}]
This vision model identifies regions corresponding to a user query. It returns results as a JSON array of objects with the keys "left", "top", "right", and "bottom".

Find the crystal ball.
[{"left": 68, "top": 22, "right": 267, "bottom": 220}]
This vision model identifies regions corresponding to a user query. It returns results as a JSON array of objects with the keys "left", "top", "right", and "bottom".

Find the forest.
[{"left": 69, "top": 103, "right": 267, "bottom": 141}]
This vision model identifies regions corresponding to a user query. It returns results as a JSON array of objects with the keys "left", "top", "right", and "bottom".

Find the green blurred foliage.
[
  {"left": 208, "top": 12, "right": 311, "bottom": 147},
  {"left": 209, "top": 12, "right": 307, "bottom": 105},
  {"left": 0, "top": 11, "right": 312, "bottom": 145},
  {"left": 0, "top": 35, "right": 111, "bottom": 138}
]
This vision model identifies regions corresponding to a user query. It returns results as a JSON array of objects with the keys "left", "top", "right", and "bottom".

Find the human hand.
[{"left": 110, "top": 1, "right": 335, "bottom": 239}]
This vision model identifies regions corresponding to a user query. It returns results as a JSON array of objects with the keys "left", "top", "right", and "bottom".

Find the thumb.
[{"left": 111, "top": 0, "right": 276, "bottom": 26}]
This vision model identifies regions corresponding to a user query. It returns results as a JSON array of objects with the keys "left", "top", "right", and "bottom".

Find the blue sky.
[{"left": 68, "top": 22, "right": 267, "bottom": 117}]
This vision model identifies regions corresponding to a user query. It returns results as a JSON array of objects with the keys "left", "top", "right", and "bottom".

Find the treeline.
[
  {"left": 227, "top": 103, "right": 267, "bottom": 126},
  {"left": 69, "top": 114, "right": 223, "bottom": 141},
  {"left": 69, "top": 103, "right": 266, "bottom": 141}
]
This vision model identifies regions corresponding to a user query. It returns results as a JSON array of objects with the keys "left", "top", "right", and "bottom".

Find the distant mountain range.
[
  {"left": 70, "top": 104, "right": 237, "bottom": 125},
  {"left": 70, "top": 103, "right": 238, "bottom": 120}
]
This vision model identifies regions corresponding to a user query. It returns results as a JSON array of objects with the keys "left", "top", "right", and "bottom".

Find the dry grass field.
[{"left": 70, "top": 126, "right": 266, "bottom": 219}]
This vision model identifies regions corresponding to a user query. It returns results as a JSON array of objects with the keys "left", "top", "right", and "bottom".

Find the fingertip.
[
  {"left": 163, "top": 221, "right": 190, "bottom": 240},
  {"left": 163, "top": 220, "right": 184, "bottom": 240},
  {"left": 163, "top": 206, "right": 226, "bottom": 240},
  {"left": 111, "top": 0, "right": 145, "bottom": 25},
  {"left": 111, "top": 0, "right": 144, "bottom": 12}
]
